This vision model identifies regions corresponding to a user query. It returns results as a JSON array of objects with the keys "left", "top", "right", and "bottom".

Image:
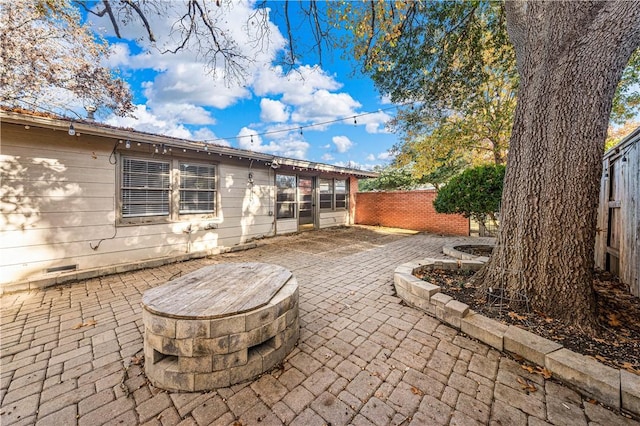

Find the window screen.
[
  {"left": 179, "top": 163, "right": 216, "bottom": 214},
  {"left": 276, "top": 174, "right": 296, "bottom": 219},
  {"left": 121, "top": 158, "right": 170, "bottom": 217},
  {"left": 335, "top": 179, "right": 348, "bottom": 209},
  {"left": 319, "top": 178, "right": 333, "bottom": 209}
]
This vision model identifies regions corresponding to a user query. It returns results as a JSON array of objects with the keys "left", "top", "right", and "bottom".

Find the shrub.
[{"left": 433, "top": 164, "right": 506, "bottom": 227}]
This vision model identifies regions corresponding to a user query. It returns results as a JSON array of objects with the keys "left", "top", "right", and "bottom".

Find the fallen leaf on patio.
[
  {"left": 410, "top": 386, "right": 423, "bottom": 396},
  {"left": 608, "top": 313, "right": 621, "bottom": 327},
  {"left": 587, "top": 398, "right": 597, "bottom": 404},
  {"left": 131, "top": 355, "right": 144, "bottom": 365},
  {"left": 536, "top": 367, "right": 552, "bottom": 379},
  {"left": 71, "top": 319, "right": 97, "bottom": 329},
  {"left": 508, "top": 311, "right": 527, "bottom": 321},
  {"left": 521, "top": 365, "right": 535, "bottom": 374},
  {"left": 622, "top": 362, "right": 640, "bottom": 374},
  {"left": 595, "top": 355, "right": 608, "bottom": 363},
  {"left": 516, "top": 377, "right": 537, "bottom": 392}
]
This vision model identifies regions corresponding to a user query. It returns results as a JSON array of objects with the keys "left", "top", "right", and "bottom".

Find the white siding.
[
  {"left": 0, "top": 124, "right": 276, "bottom": 287},
  {"left": 276, "top": 219, "right": 298, "bottom": 235},
  {"left": 319, "top": 210, "right": 349, "bottom": 228}
]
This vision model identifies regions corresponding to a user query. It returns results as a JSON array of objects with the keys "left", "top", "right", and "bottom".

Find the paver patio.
[{"left": 1, "top": 226, "right": 638, "bottom": 425}]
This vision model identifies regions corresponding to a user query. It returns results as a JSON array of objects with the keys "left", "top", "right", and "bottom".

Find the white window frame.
[
  {"left": 335, "top": 179, "right": 348, "bottom": 210},
  {"left": 319, "top": 178, "right": 334, "bottom": 210},
  {"left": 179, "top": 162, "right": 217, "bottom": 215},
  {"left": 119, "top": 155, "right": 217, "bottom": 224},
  {"left": 318, "top": 178, "right": 349, "bottom": 211},
  {"left": 276, "top": 174, "right": 297, "bottom": 219},
  {"left": 121, "top": 157, "right": 171, "bottom": 219}
]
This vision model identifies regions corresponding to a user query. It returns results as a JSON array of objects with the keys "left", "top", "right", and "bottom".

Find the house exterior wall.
[
  {"left": 0, "top": 124, "right": 278, "bottom": 289},
  {"left": 0, "top": 121, "right": 363, "bottom": 291},
  {"left": 355, "top": 190, "right": 470, "bottom": 236},
  {"left": 595, "top": 129, "right": 639, "bottom": 296}
]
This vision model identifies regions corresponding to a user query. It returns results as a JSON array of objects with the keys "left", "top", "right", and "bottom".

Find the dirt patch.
[
  {"left": 454, "top": 244, "right": 494, "bottom": 257},
  {"left": 415, "top": 268, "right": 640, "bottom": 375}
]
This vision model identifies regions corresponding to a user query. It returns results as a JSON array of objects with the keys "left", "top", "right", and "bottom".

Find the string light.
[
  {"left": 68, "top": 124, "right": 75, "bottom": 136},
  {"left": 198, "top": 101, "right": 417, "bottom": 145}
]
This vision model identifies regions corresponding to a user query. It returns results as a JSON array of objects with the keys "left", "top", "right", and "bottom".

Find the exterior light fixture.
[
  {"left": 125, "top": 140, "right": 131, "bottom": 149},
  {"left": 68, "top": 124, "right": 76, "bottom": 136},
  {"left": 154, "top": 145, "right": 159, "bottom": 154}
]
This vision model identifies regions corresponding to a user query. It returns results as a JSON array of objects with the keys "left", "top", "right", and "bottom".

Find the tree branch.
[{"left": 122, "top": 0, "right": 156, "bottom": 42}]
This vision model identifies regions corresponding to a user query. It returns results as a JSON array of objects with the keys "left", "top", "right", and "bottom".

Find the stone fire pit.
[{"left": 141, "top": 262, "right": 299, "bottom": 392}]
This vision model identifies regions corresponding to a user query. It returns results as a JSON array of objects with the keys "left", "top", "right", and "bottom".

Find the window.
[
  {"left": 318, "top": 178, "right": 348, "bottom": 211},
  {"left": 121, "top": 157, "right": 216, "bottom": 221},
  {"left": 121, "top": 158, "right": 170, "bottom": 218},
  {"left": 179, "top": 163, "right": 216, "bottom": 214},
  {"left": 335, "top": 179, "right": 348, "bottom": 209},
  {"left": 319, "top": 178, "right": 333, "bottom": 209},
  {"left": 276, "top": 174, "right": 296, "bottom": 219}
]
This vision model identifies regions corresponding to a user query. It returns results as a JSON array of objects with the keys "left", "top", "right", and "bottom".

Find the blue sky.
[{"left": 90, "top": 1, "right": 399, "bottom": 170}]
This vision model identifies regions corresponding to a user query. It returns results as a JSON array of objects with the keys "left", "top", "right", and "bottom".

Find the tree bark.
[{"left": 475, "top": 1, "right": 640, "bottom": 329}]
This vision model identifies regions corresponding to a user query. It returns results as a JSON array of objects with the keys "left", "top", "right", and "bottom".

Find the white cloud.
[
  {"left": 380, "top": 94, "right": 394, "bottom": 105},
  {"left": 253, "top": 65, "right": 341, "bottom": 100},
  {"left": 253, "top": 65, "right": 361, "bottom": 126},
  {"left": 332, "top": 160, "right": 377, "bottom": 171},
  {"left": 332, "top": 135, "right": 353, "bottom": 153},
  {"left": 377, "top": 151, "right": 394, "bottom": 161},
  {"left": 147, "top": 102, "right": 216, "bottom": 125},
  {"left": 291, "top": 90, "right": 361, "bottom": 124},
  {"left": 321, "top": 153, "right": 334, "bottom": 161},
  {"left": 193, "top": 128, "right": 230, "bottom": 146},
  {"left": 95, "top": 2, "right": 286, "bottom": 121},
  {"left": 237, "top": 127, "right": 309, "bottom": 159},
  {"left": 357, "top": 111, "right": 392, "bottom": 134},
  {"left": 105, "top": 104, "right": 192, "bottom": 138},
  {"left": 260, "top": 99, "right": 289, "bottom": 122},
  {"left": 105, "top": 104, "right": 218, "bottom": 141},
  {"left": 366, "top": 154, "right": 376, "bottom": 161}
]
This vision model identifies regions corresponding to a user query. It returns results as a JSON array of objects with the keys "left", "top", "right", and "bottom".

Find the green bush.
[{"left": 433, "top": 164, "right": 506, "bottom": 225}]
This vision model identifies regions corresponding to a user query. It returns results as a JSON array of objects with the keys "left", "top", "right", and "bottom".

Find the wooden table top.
[{"left": 142, "top": 263, "right": 293, "bottom": 319}]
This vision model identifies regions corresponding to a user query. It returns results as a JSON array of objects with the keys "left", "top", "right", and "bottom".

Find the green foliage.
[
  {"left": 358, "top": 159, "right": 467, "bottom": 192},
  {"left": 611, "top": 49, "right": 640, "bottom": 125},
  {"left": 332, "top": 1, "right": 638, "bottom": 170},
  {"left": 433, "top": 164, "right": 505, "bottom": 224},
  {"left": 332, "top": 1, "right": 515, "bottom": 178},
  {"left": 358, "top": 166, "right": 418, "bottom": 191}
]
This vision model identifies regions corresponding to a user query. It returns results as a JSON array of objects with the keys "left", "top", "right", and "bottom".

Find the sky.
[{"left": 88, "top": 1, "right": 399, "bottom": 170}]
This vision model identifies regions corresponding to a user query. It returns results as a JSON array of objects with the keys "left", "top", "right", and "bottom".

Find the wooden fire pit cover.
[{"left": 142, "top": 262, "right": 292, "bottom": 319}]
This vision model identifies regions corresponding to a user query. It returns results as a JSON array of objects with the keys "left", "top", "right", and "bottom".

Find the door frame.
[{"left": 297, "top": 175, "right": 317, "bottom": 231}]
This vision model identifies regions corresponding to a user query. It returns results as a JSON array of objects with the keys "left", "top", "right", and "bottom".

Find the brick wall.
[{"left": 355, "top": 190, "right": 470, "bottom": 236}]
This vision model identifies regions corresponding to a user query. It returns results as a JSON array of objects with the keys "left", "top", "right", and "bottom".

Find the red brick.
[{"left": 355, "top": 190, "right": 469, "bottom": 236}]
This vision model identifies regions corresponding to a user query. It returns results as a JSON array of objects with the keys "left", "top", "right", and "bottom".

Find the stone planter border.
[{"left": 394, "top": 257, "right": 640, "bottom": 416}]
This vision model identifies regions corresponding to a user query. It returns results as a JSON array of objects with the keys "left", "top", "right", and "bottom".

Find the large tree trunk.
[{"left": 475, "top": 2, "right": 640, "bottom": 329}]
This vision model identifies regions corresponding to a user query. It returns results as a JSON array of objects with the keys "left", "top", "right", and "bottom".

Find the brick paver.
[{"left": 1, "top": 226, "right": 638, "bottom": 425}]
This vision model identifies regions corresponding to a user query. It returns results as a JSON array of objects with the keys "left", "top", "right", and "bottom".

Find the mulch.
[{"left": 414, "top": 268, "right": 640, "bottom": 375}]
